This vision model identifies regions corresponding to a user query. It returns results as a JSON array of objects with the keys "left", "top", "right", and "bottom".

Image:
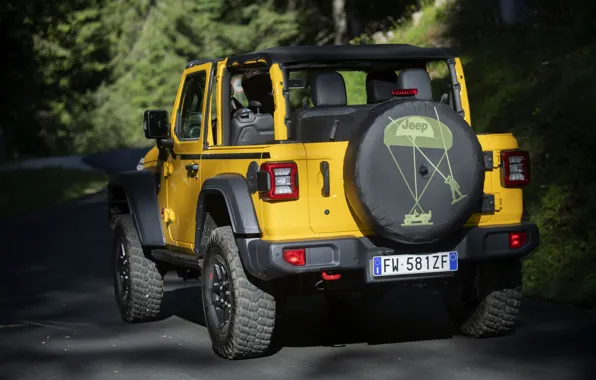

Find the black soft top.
[{"left": 226, "top": 44, "right": 456, "bottom": 67}]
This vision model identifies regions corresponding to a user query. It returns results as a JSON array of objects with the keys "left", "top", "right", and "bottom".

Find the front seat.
[
  {"left": 229, "top": 73, "right": 275, "bottom": 145},
  {"left": 242, "top": 73, "right": 275, "bottom": 115}
]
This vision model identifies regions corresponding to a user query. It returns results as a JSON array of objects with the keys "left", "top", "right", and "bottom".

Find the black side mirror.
[{"left": 143, "top": 110, "right": 170, "bottom": 139}]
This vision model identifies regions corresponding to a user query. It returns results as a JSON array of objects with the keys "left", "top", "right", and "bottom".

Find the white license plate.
[{"left": 371, "top": 251, "right": 458, "bottom": 277}]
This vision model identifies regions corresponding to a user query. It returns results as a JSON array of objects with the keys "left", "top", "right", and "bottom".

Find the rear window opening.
[{"left": 285, "top": 60, "right": 458, "bottom": 143}]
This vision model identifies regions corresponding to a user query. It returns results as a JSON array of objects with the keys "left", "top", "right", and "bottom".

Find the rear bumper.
[{"left": 237, "top": 222, "right": 539, "bottom": 281}]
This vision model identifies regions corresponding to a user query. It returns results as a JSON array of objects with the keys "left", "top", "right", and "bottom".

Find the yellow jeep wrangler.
[{"left": 107, "top": 44, "right": 539, "bottom": 360}]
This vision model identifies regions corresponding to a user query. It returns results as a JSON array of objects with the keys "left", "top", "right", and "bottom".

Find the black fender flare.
[
  {"left": 107, "top": 170, "right": 166, "bottom": 247},
  {"left": 194, "top": 173, "right": 261, "bottom": 255}
]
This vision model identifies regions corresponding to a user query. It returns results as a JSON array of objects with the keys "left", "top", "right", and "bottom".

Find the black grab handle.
[{"left": 320, "top": 161, "right": 330, "bottom": 197}]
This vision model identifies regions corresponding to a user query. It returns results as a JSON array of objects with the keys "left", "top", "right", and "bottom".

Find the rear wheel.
[
  {"left": 112, "top": 215, "right": 164, "bottom": 323},
  {"left": 444, "top": 258, "right": 523, "bottom": 337},
  {"left": 201, "top": 226, "right": 278, "bottom": 359}
]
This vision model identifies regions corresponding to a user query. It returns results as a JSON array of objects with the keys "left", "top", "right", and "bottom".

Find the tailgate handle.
[{"left": 320, "top": 161, "right": 330, "bottom": 197}]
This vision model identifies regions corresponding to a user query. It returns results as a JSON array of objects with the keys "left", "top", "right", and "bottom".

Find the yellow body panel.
[
  {"left": 454, "top": 58, "right": 471, "bottom": 127},
  {"left": 160, "top": 62, "right": 214, "bottom": 249},
  {"left": 474, "top": 133, "right": 524, "bottom": 226},
  {"left": 270, "top": 64, "right": 288, "bottom": 141},
  {"left": 215, "top": 58, "right": 227, "bottom": 146},
  {"left": 143, "top": 55, "right": 524, "bottom": 249},
  {"left": 303, "top": 142, "right": 371, "bottom": 235},
  {"left": 142, "top": 146, "right": 159, "bottom": 169}
]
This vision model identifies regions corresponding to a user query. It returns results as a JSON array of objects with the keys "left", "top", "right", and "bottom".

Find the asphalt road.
[{"left": 1, "top": 150, "right": 595, "bottom": 380}]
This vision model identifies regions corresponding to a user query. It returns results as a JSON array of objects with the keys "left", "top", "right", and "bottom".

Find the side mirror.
[{"left": 143, "top": 110, "right": 170, "bottom": 139}]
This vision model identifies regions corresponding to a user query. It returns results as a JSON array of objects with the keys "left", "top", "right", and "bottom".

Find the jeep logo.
[
  {"left": 403, "top": 119, "right": 429, "bottom": 133},
  {"left": 387, "top": 115, "right": 439, "bottom": 142}
]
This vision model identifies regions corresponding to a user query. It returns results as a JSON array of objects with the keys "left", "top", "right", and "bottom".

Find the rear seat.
[
  {"left": 397, "top": 68, "right": 433, "bottom": 101},
  {"left": 366, "top": 69, "right": 398, "bottom": 103},
  {"left": 293, "top": 72, "right": 369, "bottom": 143},
  {"left": 292, "top": 68, "right": 434, "bottom": 143}
]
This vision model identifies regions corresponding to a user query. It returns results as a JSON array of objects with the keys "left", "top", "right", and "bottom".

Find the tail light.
[
  {"left": 392, "top": 88, "right": 418, "bottom": 97},
  {"left": 501, "top": 150, "right": 530, "bottom": 187},
  {"left": 258, "top": 161, "right": 299, "bottom": 200},
  {"left": 282, "top": 248, "right": 305, "bottom": 266},
  {"left": 509, "top": 231, "right": 528, "bottom": 249}
]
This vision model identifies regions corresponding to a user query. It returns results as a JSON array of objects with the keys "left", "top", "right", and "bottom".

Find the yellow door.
[{"left": 165, "top": 62, "right": 213, "bottom": 248}]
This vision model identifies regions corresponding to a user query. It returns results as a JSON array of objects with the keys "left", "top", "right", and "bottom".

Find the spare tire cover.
[{"left": 344, "top": 100, "right": 485, "bottom": 244}]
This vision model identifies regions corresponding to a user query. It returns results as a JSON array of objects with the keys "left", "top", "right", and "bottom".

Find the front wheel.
[
  {"left": 112, "top": 215, "right": 164, "bottom": 323},
  {"left": 201, "top": 226, "right": 278, "bottom": 359},
  {"left": 444, "top": 258, "right": 523, "bottom": 337}
]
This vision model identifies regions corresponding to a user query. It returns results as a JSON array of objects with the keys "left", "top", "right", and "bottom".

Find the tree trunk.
[
  {"left": 332, "top": 0, "right": 348, "bottom": 45},
  {"left": 287, "top": 0, "right": 297, "bottom": 12}
]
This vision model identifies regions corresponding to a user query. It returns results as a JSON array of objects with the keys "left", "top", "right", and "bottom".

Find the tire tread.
[
  {"left": 114, "top": 215, "right": 164, "bottom": 323},
  {"left": 204, "top": 226, "right": 277, "bottom": 360},
  {"left": 458, "top": 286, "right": 522, "bottom": 337}
]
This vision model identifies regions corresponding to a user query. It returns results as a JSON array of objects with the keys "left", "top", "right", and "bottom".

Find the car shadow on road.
[{"left": 160, "top": 283, "right": 455, "bottom": 350}]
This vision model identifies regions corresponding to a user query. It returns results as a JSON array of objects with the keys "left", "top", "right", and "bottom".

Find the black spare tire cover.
[{"left": 344, "top": 100, "right": 485, "bottom": 244}]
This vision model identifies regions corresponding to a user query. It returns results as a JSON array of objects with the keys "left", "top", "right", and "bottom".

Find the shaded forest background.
[
  {"left": 1, "top": 0, "right": 596, "bottom": 306},
  {"left": 0, "top": 0, "right": 421, "bottom": 157}
]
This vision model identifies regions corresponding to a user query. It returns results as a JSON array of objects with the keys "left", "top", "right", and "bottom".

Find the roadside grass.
[
  {"left": 0, "top": 168, "right": 107, "bottom": 220},
  {"left": 347, "top": 0, "right": 596, "bottom": 306}
]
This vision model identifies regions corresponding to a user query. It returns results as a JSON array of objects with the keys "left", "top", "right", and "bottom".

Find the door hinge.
[
  {"left": 163, "top": 208, "right": 176, "bottom": 224},
  {"left": 481, "top": 193, "right": 502, "bottom": 213},
  {"left": 481, "top": 193, "right": 495, "bottom": 213},
  {"left": 483, "top": 151, "right": 495, "bottom": 170}
]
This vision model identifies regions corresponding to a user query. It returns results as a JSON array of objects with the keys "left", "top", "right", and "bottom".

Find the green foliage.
[
  {"left": 77, "top": 0, "right": 300, "bottom": 154},
  {"left": 0, "top": 168, "right": 107, "bottom": 220},
  {"left": 1, "top": 0, "right": 299, "bottom": 157},
  {"left": 339, "top": 71, "right": 367, "bottom": 105}
]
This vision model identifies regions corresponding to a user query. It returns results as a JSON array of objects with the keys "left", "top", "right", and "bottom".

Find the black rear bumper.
[{"left": 237, "top": 222, "right": 539, "bottom": 281}]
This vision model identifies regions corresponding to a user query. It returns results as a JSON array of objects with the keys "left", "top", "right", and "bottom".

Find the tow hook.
[
  {"left": 321, "top": 271, "right": 341, "bottom": 281},
  {"left": 315, "top": 271, "right": 342, "bottom": 291}
]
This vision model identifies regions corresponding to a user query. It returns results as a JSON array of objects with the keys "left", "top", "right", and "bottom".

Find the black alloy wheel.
[{"left": 205, "top": 253, "right": 232, "bottom": 333}]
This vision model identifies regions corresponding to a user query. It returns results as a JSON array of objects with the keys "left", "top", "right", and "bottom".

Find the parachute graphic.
[{"left": 383, "top": 108, "right": 467, "bottom": 227}]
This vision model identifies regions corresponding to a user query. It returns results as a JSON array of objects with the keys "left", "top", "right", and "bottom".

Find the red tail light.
[
  {"left": 283, "top": 248, "right": 305, "bottom": 266},
  {"left": 258, "top": 161, "right": 299, "bottom": 200},
  {"left": 392, "top": 88, "right": 418, "bottom": 97},
  {"left": 501, "top": 150, "right": 530, "bottom": 187},
  {"left": 509, "top": 231, "right": 528, "bottom": 249}
]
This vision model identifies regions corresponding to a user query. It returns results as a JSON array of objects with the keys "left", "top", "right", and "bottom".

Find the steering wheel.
[
  {"left": 185, "top": 112, "right": 202, "bottom": 138},
  {"left": 188, "top": 124, "right": 202, "bottom": 138}
]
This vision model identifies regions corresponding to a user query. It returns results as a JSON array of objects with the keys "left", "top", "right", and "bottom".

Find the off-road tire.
[
  {"left": 457, "top": 287, "right": 522, "bottom": 337},
  {"left": 445, "top": 259, "right": 522, "bottom": 337},
  {"left": 202, "top": 226, "right": 277, "bottom": 360},
  {"left": 112, "top": 215, "right": 164, "bottom": 323}
]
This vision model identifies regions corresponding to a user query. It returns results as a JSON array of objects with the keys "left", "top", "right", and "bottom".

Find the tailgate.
[{"left": 304, "top": 142, "right": 370, "bottom": 234}]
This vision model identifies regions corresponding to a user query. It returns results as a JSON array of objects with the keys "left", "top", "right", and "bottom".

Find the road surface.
[{"left": 0, "top": 150, "right": 595, "bottom": 380}]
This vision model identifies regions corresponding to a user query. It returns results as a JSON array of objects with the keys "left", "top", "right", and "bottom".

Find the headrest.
[
  {"left": 397, "top": 68, "right": 433, "bottom": 101},
  {"left": 311, "top": 72, "right": 347, "bottom": 107},
  {"left": 243, "top": 73, "right": 274, "bottom": 114},
  {"left": 366, "top": 70, "right": 398, "bottom": 103}
]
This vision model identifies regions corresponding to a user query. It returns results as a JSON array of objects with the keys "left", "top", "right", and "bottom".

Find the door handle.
[
  {"left": 185, "top": 163, "right": 199, "bottom": 172},
  {"left": 320, "top": 161, "right": 330, "bottom": 197}
]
